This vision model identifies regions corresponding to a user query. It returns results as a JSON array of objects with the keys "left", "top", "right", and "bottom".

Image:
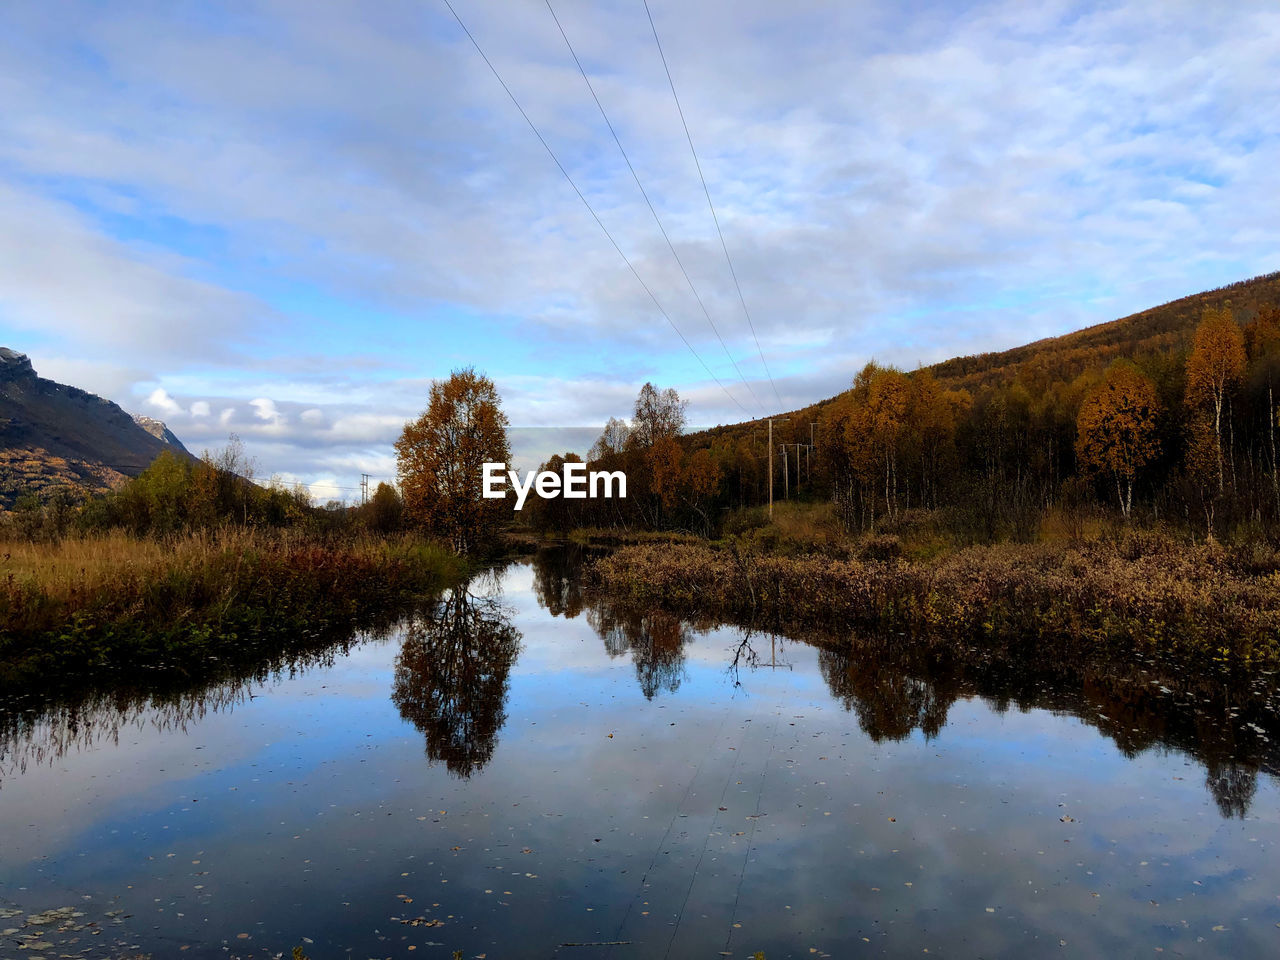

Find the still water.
[{"left": 3, "top": 548, "right": 1280, "bottom": 958}]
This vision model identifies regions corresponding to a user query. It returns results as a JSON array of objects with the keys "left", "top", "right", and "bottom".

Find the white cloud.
[
  {"left": 145, "top": 387, "right": 183, "bottom": 417},
  {"left": 249, "top": 397, "right": 283, "bottom": 423},
  {"left": 2, "top": 0, "right": 1278, "bottom": 489}
]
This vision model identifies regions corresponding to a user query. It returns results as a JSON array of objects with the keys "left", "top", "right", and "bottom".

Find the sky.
[{"left": 1, "top": 0, "right": 1278, "bottom": 501}]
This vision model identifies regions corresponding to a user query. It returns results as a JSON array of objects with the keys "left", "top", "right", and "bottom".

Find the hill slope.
[
  {"left": 691, "top": 269, "right": 1280, "bottom": 447},
  {"left": 0, "top": 348, "right": 192, "bottom": 507},
  {"left": 927, "top": 270, "right": 1280, "bottom": 394}
]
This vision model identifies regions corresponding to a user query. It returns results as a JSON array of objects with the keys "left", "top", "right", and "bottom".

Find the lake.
[{"left": 2, "top": 547, "right": 1279, "bottom": 958}]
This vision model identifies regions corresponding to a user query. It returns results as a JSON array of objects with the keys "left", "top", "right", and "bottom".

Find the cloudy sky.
[{"left": 2, "top": 0, "right": 1277, "bottom": 499}]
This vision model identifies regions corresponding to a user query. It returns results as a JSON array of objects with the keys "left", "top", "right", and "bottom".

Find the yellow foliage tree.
[
  {"left": 395, "top": 367, "right": 510, "bottom": 554},
  {"left": 1076, "top": 362, "right": 1160, "bottom": 518},
  {"left": 845, "top": 365, "right": 911, "bottom": 523},
  {"left": 1184, "top": 306, "right": 1245, "bottom": 492}
]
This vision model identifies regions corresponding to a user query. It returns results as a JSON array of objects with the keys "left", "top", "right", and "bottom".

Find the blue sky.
[{"left": 1, "top": 0, "right": 1278, "bottom": 499}]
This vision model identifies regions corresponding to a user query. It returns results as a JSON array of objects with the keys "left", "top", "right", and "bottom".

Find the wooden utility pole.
[
  {"left": 768, "top": 418, "right": 789, "bottom": 518},
  {"left": 809, "top": 422, "right": 818, "bottom": 483},
  {"left": 782, "top": 444, "right": 789, "bottom": 500}
]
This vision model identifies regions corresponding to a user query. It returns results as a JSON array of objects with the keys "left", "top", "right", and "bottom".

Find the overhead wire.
[
  {"left": 544, "top": 0, "right": 764, "bottom": 417},
  {"left": 439, "top": 0, "right": 752, "bottom": 417},
  {"left": 642, "top": 0, "right": 784, "bottom": 409}
]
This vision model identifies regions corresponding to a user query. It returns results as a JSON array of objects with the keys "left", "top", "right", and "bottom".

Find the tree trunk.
[
  {"left": 1228, "top": 394, "right": 1237, "bottom": 490},
  {"left": 1213, "top": 390, "right": 1225, "bottom": 493},
  {"left": 1271, "top": 381, "right": 1279, "bottom": 510}
]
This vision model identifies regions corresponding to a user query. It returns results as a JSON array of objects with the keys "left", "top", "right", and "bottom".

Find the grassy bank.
[
  {"left": 588, "top": 535, "right": 1280, "bottom": 665},
  {"left": 0, "top": 529, "right": 467, "bottom": 685}
]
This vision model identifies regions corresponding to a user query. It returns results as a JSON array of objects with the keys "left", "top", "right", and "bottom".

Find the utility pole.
[
  {"left": 768, "top": 418, "right": 789, "bottom": 519},
  {"left": 782, "top": 444, "right": 789, "bottom": 500},
  {"left": 809, "top": 422, "right": 819, "bottom": 485}
]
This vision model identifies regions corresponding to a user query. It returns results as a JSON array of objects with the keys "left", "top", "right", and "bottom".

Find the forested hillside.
[{"left": 533, "top": 270, "right": 1280, "bottom": 542}]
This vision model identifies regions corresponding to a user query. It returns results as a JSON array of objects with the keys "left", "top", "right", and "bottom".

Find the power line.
[
  {"left": 438, "top": 0, "right": 751, "bottom": 417},
  {"left": 544, "top": 0, "right": 764, "bottom": 417},
  {"left": 642, "top": 0, "right": 783, "bottom": 409}
]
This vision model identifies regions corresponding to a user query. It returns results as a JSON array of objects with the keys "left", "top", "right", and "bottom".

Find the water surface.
[{"left": 3, "top": 549, "right": 1279, "bottom": 958}]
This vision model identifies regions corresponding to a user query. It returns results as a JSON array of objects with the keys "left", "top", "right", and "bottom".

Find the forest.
[{"left": 524, "top": 274, "right": 1280, "bottom": 547}]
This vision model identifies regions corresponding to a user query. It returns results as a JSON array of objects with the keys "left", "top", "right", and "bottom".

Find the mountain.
[
  {"left": 0, "top": 348, "right": 193, "bottom": 508},
  {"left": 132, "top": 414, "right": 188, "bottom": 449}
]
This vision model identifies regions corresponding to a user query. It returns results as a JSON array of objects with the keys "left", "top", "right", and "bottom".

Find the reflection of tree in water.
[
  {"left": 817, "top": 647, "right": 956, "bottom": 741},
  {"left": 1206, "top": 760, "right": 1257, "bottom": 818},
  {"left": 530, "top": 544, "right": 588, "bottom": 619},
  {"left": 392, "top": 574, "right": 521, "bottom": 778},
  {"left": 586, "top": 601, "right": 690, "bottom": 700},
  {"left": 805, "top": 629, "right": 1275, "bottom": 818},
  {"left": 2, "top": 639, "right": 363, "bottom": 787}
]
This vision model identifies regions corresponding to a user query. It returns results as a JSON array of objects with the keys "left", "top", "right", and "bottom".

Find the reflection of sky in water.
[{"left": 0, "top": 555, "right": 1278, "bottom": 958}]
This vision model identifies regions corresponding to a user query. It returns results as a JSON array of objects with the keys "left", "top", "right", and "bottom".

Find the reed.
[
  {"left": 589, "top": 534, "right": 1280, "bottom": 665},
  {"left": 0, "top": 528, "right": 467, "bottom": 684}
]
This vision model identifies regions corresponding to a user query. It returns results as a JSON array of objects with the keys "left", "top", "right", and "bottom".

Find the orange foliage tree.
[
  {"left": 647, "top": 435, "right": 684, "bottom": 512},
  {"left": 1075, "top": 362, "right": 1160, "bottom": 518},
  {"left": 1185, "top": 306, "right": 1246, "bottom": 492},
  {"left": 395, "top": 367, "right": 510, "bottom": 554}
]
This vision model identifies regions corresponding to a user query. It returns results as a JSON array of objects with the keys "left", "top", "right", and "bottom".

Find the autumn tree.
[
  {"left": 683, "top": 447, "right": 722, "bottom": 531},
  {"left": 908, "top": 369, "right": 963, "bottom": 510},
  {"left": 631, "top": 382, "right": 686, "bottom": 448},
  {"left": 844, "top": 365, "right": 910, "bottom": 525},
  {"left": 1185, "top": 306, "right": 1246, "bottom": 492},
  {"left": 1075, "top": 362, "right": 1161, "bottom": 518},
  {"left": 362, "top": 481, "right": 404, "bottom": 533},
  {"left": 588, "top": 417, "right": 631, "bottom": 462},
  {"left": 395, "top": 367, "right": 511, "bottom": 554},
  {"left": 1185, "top": 413, "right": 1221, "bottom": 539},
  {"left": 526, "top": 452, "right": 583, "bottom": 534},
  {"left": 1244, "top": 305, "right": 1280, "bottom": 508},
  {"left": 647, "top": 435, "right": 684, "bottom": 514}
]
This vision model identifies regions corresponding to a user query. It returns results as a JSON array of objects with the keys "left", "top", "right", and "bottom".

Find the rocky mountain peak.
[
  {"left": 132, "top": 414, "right": 188, "bottom": 450},
  {"left": 0, "top": 348, "right": 36, "bottom": 381}
]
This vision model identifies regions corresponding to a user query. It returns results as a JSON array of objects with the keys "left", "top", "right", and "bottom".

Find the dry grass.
[
  {"left": 589, "top": 534, "right": 1280, "bottom": 665},
  {"left": 0, "top": 529, "right": 466, "bottom": 684}
]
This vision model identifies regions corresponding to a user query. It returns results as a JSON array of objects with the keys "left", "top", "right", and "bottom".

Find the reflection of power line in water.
[
  {"left": 730, "top": 631, "right": 793, "bottom": 678},
  {"left": 724, "top": 706, "right": 783, "bottom": 956}
]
